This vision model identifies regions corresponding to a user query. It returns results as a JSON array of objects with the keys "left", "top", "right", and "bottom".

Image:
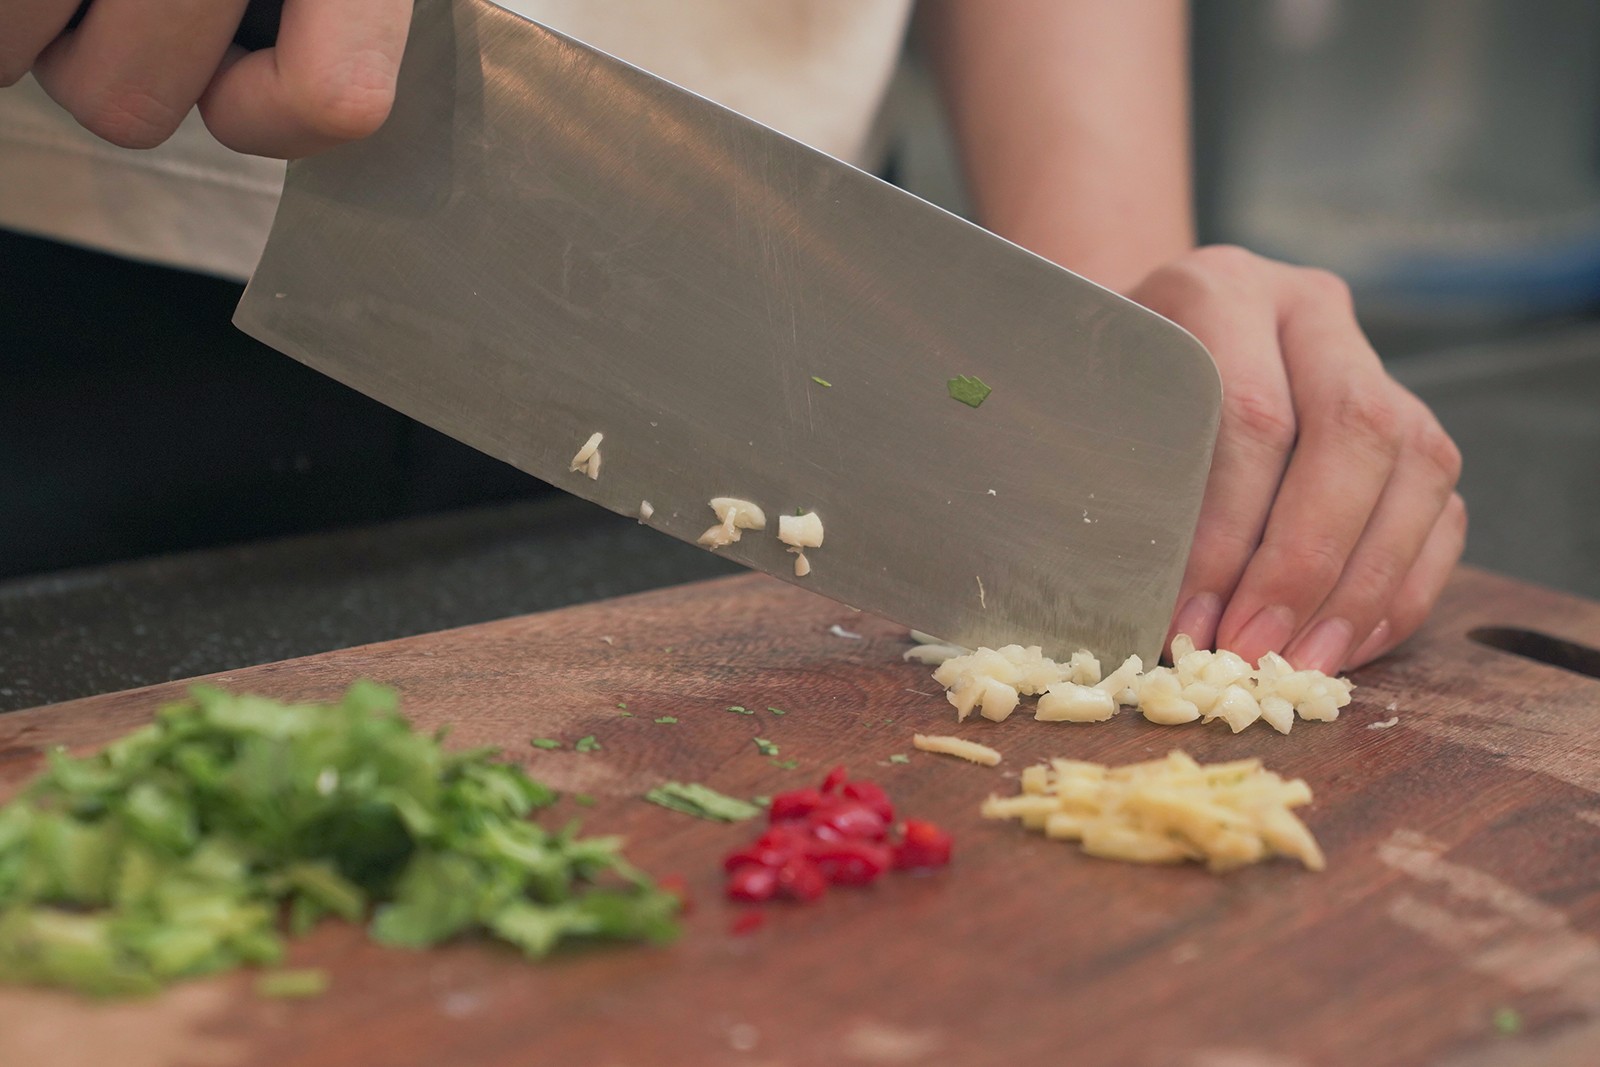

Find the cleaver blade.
[{"left": 234, "top": 0, "right": 1221, "bottom": 664}]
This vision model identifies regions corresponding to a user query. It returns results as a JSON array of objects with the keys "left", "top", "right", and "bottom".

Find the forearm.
[{"left": 919, "top": 0, "right": 1194, "bottom": 293}]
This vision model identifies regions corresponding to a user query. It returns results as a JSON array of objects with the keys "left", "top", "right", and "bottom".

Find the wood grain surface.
[{"left": 2, "top": 566, "right": 1599, "bottom": 1067}]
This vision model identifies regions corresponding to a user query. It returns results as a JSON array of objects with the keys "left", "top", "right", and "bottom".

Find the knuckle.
[
  {"left": 288, "top": 54, "right": 397, "bottom": 142},
  {"left": 1190, "top": 244, "right": 1262, "bottom": 281},
  {"left": 1329, "top": 386, "right": 1401, "bottom": 454},
  {"left": 77, "top": 85, "right": 185, "bottom": 149},
  {"left": 1385, "top": 594, "right": 1431, "bottom": 646},
  {"left": 1339, "top": 549, "right": 1410, "bottom": 614},
  {"left": 1414, "top": 423, "right": 1463, "bottom": 486},
  {"left": 1137, "top": 244, "right": 1261, "bottom": 307},
  {"left": 1444, "top": 491, "right": 1469, "bottom": 534},
  {"left": 1188, "top": 526, "right": 1257, "bottom": 586},
  {"left": 1269, "top": 534, "right": 1348, "bottom": 593},
  {"left": 1223, "top": 386, "right": 1297, "bottom": 453},
  {"left": 1297, "top": 266, "right": 1354, "bottom": 308}
]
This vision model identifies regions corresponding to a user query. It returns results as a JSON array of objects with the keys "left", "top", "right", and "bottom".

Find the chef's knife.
[{"left": 234, "top": 0, "right": 1221, "bottom": 664}]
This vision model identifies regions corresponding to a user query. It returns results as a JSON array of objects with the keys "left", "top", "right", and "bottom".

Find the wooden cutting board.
[{"left": 2, "top": 566, "right": 1599, "bottom": 1067}]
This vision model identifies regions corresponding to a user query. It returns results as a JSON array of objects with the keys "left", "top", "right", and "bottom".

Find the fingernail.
[
  {"left": 1170, "top": 593, "right": 1223, "bottom": 650},
  {"left": 1231, "top": 604, "right": 1297, "bottom": 661},
  {"left": 1348, "top": 619, "right": 1392, "bottom": 668},
  {"left": 1289, "top": 617, "right": 1355, "bottom": 674}
]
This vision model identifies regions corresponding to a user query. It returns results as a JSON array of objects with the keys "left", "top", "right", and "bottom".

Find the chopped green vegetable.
[
  {"left": 573, "top": 795, "right": 597, "bottom": 808},
  {"left": 619, "top": 712, "right": 633, "bottom": 717},
  {"left": 751, "top": 796, "right": 771, "bottom": 808},
  {"left": 529, "top": 738, "right": 562, "bottom": 750},
  {"left": 771, "top": 759, "right": 800, "bottom": 770},
  {"left": 616, "top": 703, "right": 627, "bottom": 709},
  {"left": 888, "top": 754, "right": 911, "bottom": 765},
  {"left": 653, "top": 717, "right": 678, "bottom": 725},
  {"left": 1493, "top": 1007, "right": 1522, "bottom": 1036},
  {"left": 0, "top": 683, "right": 677, "bottom": 997},
  {"left": 753, "top": 739, "right": 780, "bottom": 757},
  {"left": 766, "top": 707, "right": 787, "bottom": 716},
  {"left": 811, "top": 376, "right": 832, "bottom": 388},
  {"left": 574, "top": 736, "right": 601, "bottom": 753},
  {"left": 947, "top": 375, "right": 992, "bottom": 408},
  {"left": 642, "top": 783, "right": 762, "bottom": 822},
  {"left": 255, "top": 968, "right": 329, "bottom": 999},
  {"left": 727, "top": 706, "right": 753, "bottom": 715}
]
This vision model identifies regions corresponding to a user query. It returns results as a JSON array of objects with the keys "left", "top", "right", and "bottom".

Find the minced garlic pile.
[
  {"left": 915, "top": 634, "right": 1352, "bottom": 735},
  {"left": 982, "top": 750, "right": 1324, "bottom": 872}
]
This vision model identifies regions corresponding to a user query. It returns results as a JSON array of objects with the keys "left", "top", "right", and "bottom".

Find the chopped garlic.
[
  {"left": 913, "top": 733, "right": 1002, "bottom": 766},
  {"left": 697, "top": 496, "right": 765, "bottom": 549},
  {"left": 1258, "top": 695, "right": 1295, "bottom": 735},
  {"left": 1035, "top": 682, "right": 1116, "bottom": 723},
  {"left": 926, "top": 632, "right": 1352, "bottom": 734},
  {"left": 1095, "top": 655, "right": 1144, "bottom": 700},
  {"left": 1212, "top": 684, "right": 1262, "bottom": 734},
  {"left": 1368, "top": 716, "right": 1400, "bottom": 730},
  {"left": 710, "top": 497, "right": 766, "bottom": 531},
  {"left": 792, "top": 551, "right": 811, "bottom": 577},
  {"left": 638, "top": 500, "right": 654, "bottom": 522},
  {"left": 983, "top": 750, "right": 1324, "bottom": 873},
  {"left": 902, "top": 643, "right": 967, "bottom": 666},
  {"left": 778, "top": 511, "right": 824, "bottom": 549},
  {"left": 570, "top": 432, "right": 602, "bottom": 465},
  {"left": 569, "top": 432, "right": 603, "bottom": 479}
]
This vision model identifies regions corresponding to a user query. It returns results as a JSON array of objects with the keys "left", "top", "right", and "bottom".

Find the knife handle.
[{"left": 67, "top": 0, "right": 282, "bottom": 51}]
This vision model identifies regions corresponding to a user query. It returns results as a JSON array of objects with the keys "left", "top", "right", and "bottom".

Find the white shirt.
[{"left": 0, "top": 0, "right": 912, "bottom": 281}]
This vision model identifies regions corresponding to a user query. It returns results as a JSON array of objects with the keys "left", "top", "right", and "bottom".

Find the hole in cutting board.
[{"left": 1468, "top": 627, "right": 1600, "bottom": 682}]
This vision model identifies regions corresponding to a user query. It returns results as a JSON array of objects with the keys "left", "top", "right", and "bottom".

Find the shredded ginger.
[
  {"left": 982, "top": 750, "right": 1324, "bottom": 873},
  {"left": 912, "top": 734, "right": 1002, "bottom": 766}
]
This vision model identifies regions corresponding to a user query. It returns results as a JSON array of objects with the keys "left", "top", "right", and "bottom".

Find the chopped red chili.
[
  {"left": 893, "top": 819, "right": 954, "bottom": 870},
  {"left": 721, "top": 767, "right": 950, "bottom": 907}
]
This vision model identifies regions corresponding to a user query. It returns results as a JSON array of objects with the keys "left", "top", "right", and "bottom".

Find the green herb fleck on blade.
[
  {"left": 255, "top": 968, "right": 329, "bottom": 999},
  {"left": 947, "top": 374, "right": 992, "bottom": 408},
  {"left": 653, "top": 717, "right": 678, "bottom": 725},
  {"left": 888, "top": 754, "right": 910, "bottom": 764},
  {"left": 529, "top": 738, "right": 562, "bottom": 750},
  {"left": 753, "top": 739, "right": 779, "bottom": 757},
  {"left": 811, "top": 376, "right": 832, "bottom": 388},
  {"left": 766, "top": 707, "right": 786, "bottom": 716},
  {"left": 643, "top": 783, "right": 762, "bottom": 822},
  {"left": 1493, "top": 1007, "right": 1522, "bottom": 1036},
  {"left": 574, "top": 736, "right": 601, "bottom": 753}
]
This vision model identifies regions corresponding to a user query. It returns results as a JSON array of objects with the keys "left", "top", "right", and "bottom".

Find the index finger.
[{"left": 198, "top": 0, "right": 412, "bottom": 158}]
